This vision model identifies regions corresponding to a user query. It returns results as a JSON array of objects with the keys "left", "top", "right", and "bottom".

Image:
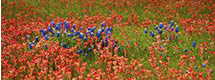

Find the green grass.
[{"left": 2, "top": 0, "right": 215, "bottom": 79}]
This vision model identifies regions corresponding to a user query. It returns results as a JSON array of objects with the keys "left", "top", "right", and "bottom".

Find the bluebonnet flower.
[
  {"left": 92, "top": 27, "right": 96, "bottom": 30},
  {"left": 77, "top": 49, "right": 83, "bottom": 53},
  {"left": 184, "top": 49, "right": 188, "bottom": 52},
  {"left": 57, "top": 32, "right": 60, "bottom": 37},
  {"left": 193, "top": 41, "right": 196, "bottom": 48},
  {"left": 109, "top": 27, "right": 113, "bottom": 31},
  {"left": 60, "top": 22, "right": 63, "bottom": 25},
  {"left": 170, "top": 20, "right": 174, "bottom": 27},
  {"left": 105, "top": 28, "right": 109, "bottom": 36},
  {"left": 80, "top": 33, "right": 84, "bottom": 39},
  {"left": 85, "top": 53, "right": 89, "bottom": 57},
  {"left": 51, "top": 32, "right": 55, "bottom": 37},
  {"left": 118, "top": 47, "right": 120, "bottom": 52},
  {"left": 90, "top": 32, "right": 94, "bottom": 37},
  {"left": 175, "top": 35, "right": 178, "bottom": 39},
  {"left": 211, "top": 69, "right": 213, "bottom": 73},
  {"left": 175, "top": 26, "right": 179, "bottom": 33},
  {"left": 90, "top": 28, "right": 95, "bottom": 33},
  {"left": 70, "top": 33, "right": 74, "bottom": 37},
  {"left": 84, "top": 37, "right": 87, "bottom": 41},
  {"left": 60, "top": 22, "right": 63, "bottom": 26},
  {"left": 56, "top": 25, "right": 59, "bottom": 30},
  {"left": 45, "top": 35, "right": 49, "bottom": 40},
  {"left": 73, "top": 24, "right": 76, "bottom": 29},
  {"left": 101, "top": 28, "right": 105, "bottom": 32},
  {"left": 45, "top": 45, "right": 48, "bottom": 49},
  {"left": 171, "top": 27, "right": 174, "bottom": 31},
  {"left": 76, "top": 31, "right": 80, "bottom": 35},
  {"left": 32, "top": 41, "right": 35, "bottom": 45},
  {"left": 51, "top": 20, "right": 55, "bottom": 26},
  {"left": 159, "top": 23, "right": 163, "bottom": 29},
  {"left": 151, "top": 33, "right": 154, "bottom": 37},
  {"left": 194, "top": 66, "right": 197, "bottom": 69},
  {"left": 48, "top": 25, "right": 52, "bottom": 32},
  {"left": 202, "top": 64, "right": 206, "bottom": 67},
  {"left": 29, "top": 42, "right": 32, "bottom": 49},
  {"left": 40, "top": 28, "right": 44, "bottom": 32},
  {"left": 145, "top": 29, "right": 147, "bottom": 33},
  {"left": 42, "top": 29, "right": 47, "bottom": 36},
  {"left": 158, "top": 29, "right": 162, "bottom": 34},
  {"left": 63, "top": 32, "right": 66, "bottom": 35},
  {"left": 88, "top": 48, "right": 91, "bottom": 52},
  {"left": 86, "top": 31, "right": 89, "bottom": 37},
  {"left": 57, "top": 23, "right": 62, "bottom": 30},
  {"left": 101, "top": 22, "right": 106, "bottom": 27},
  {"left": 108, "top": 31, "right": 111, "bottom": 36},
  {"left": 35, "top": 36, "right": 39, "bottom": 42},
  {"left": 164, "top": 25, "right": 167, "bottom": 30},
  {"left": 71, "top": 28, "right": 75, "bottom": 33},
  {"left": 68, "top": 33, "right": 71, "bottom": 37},
  {"left": 73, "top": 38, "right": 76, "bottom": 40},
  {"left": 168, "top": 37, "right": 171, "bottom": 40},
  {"left": 26, "top": 35, "right": 30, "bottom": 39},
  {"left": 113, "top": 43, "right": 117, "bottom": 48},
  {"left": 106, "top": 41, "right": 109, "bottom": 46},
  {"left": 63, "top": 43, "right": 66, "bottom": 48},
  {"left": 149, "top": 30, "right": 152, "bottom": 34},
  {"left": 186, "top": 70, "right": 189, "bottom": 73},
  {"left": 109, "top": 11, "right": 111, "bottom": 14},
  {"left": 88, "top": 27, "right": 91, "bottom": 30},
  {"left": 80, "top": 26, "right": 83, "bottom": 30},
  {"left": 96, "top": 30, "right": 101, "bottom": 38},
  {"left": 168, "top": 25, "right": 171, "bottom": 29},
  {"left": 64, "top": 21, "right": 70, "bottom": 32},
  {"left": 155, "top": 25, "right": 158, "bottom": 30}
]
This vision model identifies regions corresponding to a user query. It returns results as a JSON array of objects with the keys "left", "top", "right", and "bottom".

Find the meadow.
[{"left": 1, "top": 0, "right": 215, "bottom": 79}]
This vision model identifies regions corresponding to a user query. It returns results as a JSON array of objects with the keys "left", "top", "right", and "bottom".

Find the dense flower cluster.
[
  {"left": 1, "top": 0, "right": 215, "bottom": 79},
  {"left": 29, "top": 21, "right": 121, "bottom": 56}
]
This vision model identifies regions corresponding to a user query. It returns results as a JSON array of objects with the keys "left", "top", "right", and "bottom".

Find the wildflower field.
[{"left": 1, "top": 0, "right": 215, "bottom": 79}]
